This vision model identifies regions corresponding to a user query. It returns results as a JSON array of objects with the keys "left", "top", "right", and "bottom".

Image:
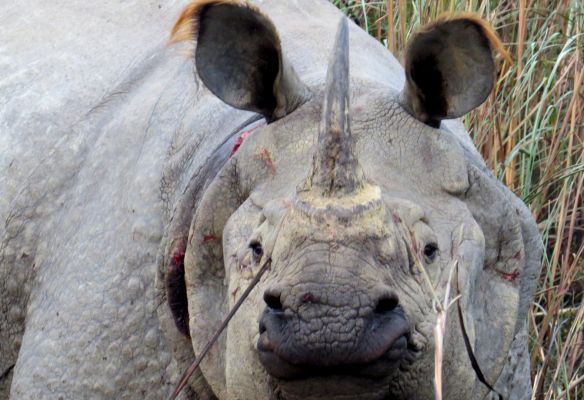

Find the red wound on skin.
[
  {"left": 230, "top": 130, "right": 254, "bottom": 158},
  {"left": 203, "top": 234, "right": 217, "bottom": 243},
  {"left": 302, "top": 293, "right": 315, "bottom": 303},
  {"left": 494, "top": 268, "right": 520, "bottom": 283},
  {"left": 170, "top": 239, "right": 187, "bottom": 267},
  {"left": 172, "top": 249, "right": 185, "bottom": 267},
  {"left": 256, "top": 148, "right": 277, "bottom": 174},
  {"left": 229, "top": 121, "right": 266, "bottom": 158}
]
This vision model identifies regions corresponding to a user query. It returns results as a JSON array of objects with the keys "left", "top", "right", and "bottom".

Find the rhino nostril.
[
  {"left": 374, "top": 295, "right": 399, "bottom": 314},
  {"left": 264, "top": 291, "right": 283, "bottom": 311}
]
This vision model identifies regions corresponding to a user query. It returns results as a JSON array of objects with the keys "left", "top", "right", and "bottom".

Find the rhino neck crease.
[{"left": 162, "top": 115, "right": 264, "bottom": 334}]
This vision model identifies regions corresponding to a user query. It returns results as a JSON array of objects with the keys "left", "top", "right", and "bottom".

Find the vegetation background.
[{"left": 331, "top": 0, "right": 583, "bottom": 398}]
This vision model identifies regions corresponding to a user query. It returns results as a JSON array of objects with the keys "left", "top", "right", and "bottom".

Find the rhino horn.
[{"left": 303, "top": 17, "right": 365, "bottom": 198}]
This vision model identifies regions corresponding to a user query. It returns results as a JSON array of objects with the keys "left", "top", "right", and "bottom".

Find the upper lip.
[
  {"left": 259, "top": 304, "right": 412, "bottom": 359},
  {"left": 257, "top": 324, "right": 413, "bottom": 380}
]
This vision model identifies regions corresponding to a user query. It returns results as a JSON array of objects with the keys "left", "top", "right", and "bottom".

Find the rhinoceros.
[{"left": 1, "top": 0, "right": 542, "bottom": 399}]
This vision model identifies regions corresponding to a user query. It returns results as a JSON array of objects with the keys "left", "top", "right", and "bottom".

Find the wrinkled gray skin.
[{"left": 0, "top": 0, "right": 541, "bottom": 399}]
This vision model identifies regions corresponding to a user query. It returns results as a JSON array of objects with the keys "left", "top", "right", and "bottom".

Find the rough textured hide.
[{"left": 0, "top": 1, "right": 541, "bottom": 399}]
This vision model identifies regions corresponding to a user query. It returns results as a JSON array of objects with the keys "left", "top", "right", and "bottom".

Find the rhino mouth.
[
  {"left": 257, "top": 332, "right": 414, "bottom": 380},
  {"left": 257, "top": 300, "right": 416, "bottom": 381}
]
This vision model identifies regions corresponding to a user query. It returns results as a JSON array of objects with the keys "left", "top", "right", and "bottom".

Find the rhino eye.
[
  {"left": 249, "top": 241, "right": 263, "bottom": 262},
  {"left": 423, "top": 243, "right": 439, "bottom": 263}
]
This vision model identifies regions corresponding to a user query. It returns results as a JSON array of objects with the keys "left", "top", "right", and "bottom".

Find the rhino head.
[{"left": 164, "top": 1, "right": 541, "bottom": 399}]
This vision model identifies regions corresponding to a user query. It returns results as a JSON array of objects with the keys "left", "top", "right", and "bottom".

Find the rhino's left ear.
[
  {"left": 170, "top": 0, "right": 309, "bottom": 121},
  {"left": 400, "top": 16, "right": 509, "bottom": 127}
]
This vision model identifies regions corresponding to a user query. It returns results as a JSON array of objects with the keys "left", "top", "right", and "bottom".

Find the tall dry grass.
[{"left": 333, "top": 0, "right": 583, "bottom": 398}]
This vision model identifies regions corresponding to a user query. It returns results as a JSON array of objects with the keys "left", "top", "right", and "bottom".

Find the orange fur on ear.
[
  {"left": 423, "top": 13, "right": 512, "bottom": 63},
  {"left": 168, "top": 0, "right": 259, "bottom": 45}
]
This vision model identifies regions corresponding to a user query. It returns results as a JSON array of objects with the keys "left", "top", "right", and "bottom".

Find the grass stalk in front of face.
[
  {"left": 333, "top": 1, "right": 583, "bottom": 398},
  {"left": 396, "top": 219, "right": 463, "bottom": 400}
]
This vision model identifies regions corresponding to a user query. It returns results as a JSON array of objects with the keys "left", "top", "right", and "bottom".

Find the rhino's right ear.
[
  {"left": 170, "top": 0, "right": 309, "bottom": 121},
  {"left": 400, "top": 16, "right": 509, "bottom": 127}
]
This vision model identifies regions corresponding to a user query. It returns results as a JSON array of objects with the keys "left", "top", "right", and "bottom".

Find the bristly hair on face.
[
  {"left": 168, "top": 0, "right": 262, "bottom": 46},
  {"left": 416, "top": 12, "right": 512, "bottom": 63}
]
